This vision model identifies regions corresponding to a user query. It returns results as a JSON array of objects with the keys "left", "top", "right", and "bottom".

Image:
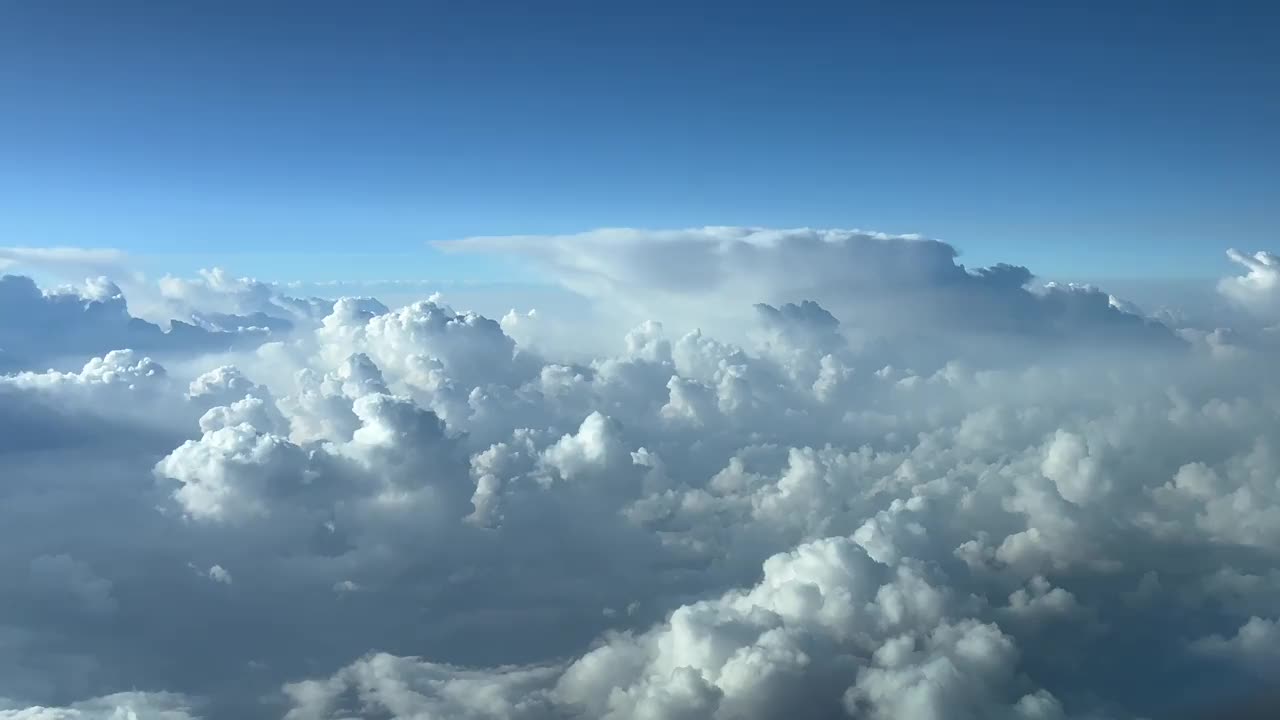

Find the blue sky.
[{"left": 1, "top": 0, "right": 1276, "bottom": 283}]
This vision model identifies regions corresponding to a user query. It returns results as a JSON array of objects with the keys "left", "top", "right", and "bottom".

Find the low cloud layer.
[{"left": 1, "top": 230, "right": 1278, "bottom": 719}]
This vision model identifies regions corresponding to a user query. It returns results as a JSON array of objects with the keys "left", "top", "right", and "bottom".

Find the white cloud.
[
  {"left": 1191, "top": 616, "right": 1280, "bottom": 668},
  {"left": 207, "top": 565, "right": 232, "bottom": 585},
  {"left": 1, "top": 350, "right": 166, "bottom": 393},
  {"left": 1218, "top": 249, "right": 1280, "bottom": 321},
  {"left": 0, "top": 692, "right": 200, "bottom": 719},
  {"left": 155, "top": 421, "right": 314, "bottom": 523},
  {"left": 0, "top": 247, "right": 131, "bottom": 282},
  {"left": 285, "top": 537, "right": 1070, "bottom": 720},
  {"left": 1, "top": 234, "right": 1278, "bottom": 718}
]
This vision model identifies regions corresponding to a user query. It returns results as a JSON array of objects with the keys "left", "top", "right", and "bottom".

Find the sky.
[{"left": 1, "top": 0, "right": 1276, "bottom": 283}]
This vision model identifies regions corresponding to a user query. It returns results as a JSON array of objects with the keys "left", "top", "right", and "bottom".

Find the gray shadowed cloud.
[{"left": 0, "top": 274, "right": 268, "bottom": 372}]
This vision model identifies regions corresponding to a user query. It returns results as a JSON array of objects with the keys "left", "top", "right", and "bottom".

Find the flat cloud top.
[{"left": 442, "top": 227, "right": 1186, "bottom": 357}]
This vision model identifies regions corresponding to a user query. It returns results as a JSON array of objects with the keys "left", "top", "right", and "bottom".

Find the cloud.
[
  {"left": 440, "top": 227, "right": 1184, "bottom": 362},
  {"left": 0, "top": 247, "right": 131, "bottom": 281},
  {"left": 2, "top": 231, "right": 1279, "bottom": 719},
  {"left": 1219, "top": 249, "right": 1280, "bottom": 322},
  {"left": 1191, "top": 616, "right": 1280, "bottom": 668},
  {"left": 0, "top": 692, "right": 201, "bottom": 719},
  {"left": 157, "top": 268, "right": 339, "bottom": 333},
  {"left": 284, "top": 537, "right": 1063, "bottom": 720},
  {"left": 25, "top": 555, "right": 117, "bottom": 616},
  {"left": 0, "top": 274, "right": 272, "bottom": 372}
]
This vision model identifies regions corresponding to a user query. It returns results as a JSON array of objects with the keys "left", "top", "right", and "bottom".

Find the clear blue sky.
[{"left": 1, "top": 0, "right": 1276, "bottom": 282}]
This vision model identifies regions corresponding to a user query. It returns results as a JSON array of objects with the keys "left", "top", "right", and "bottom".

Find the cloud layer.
[{"left": 1, "top": 231, "right": 1277, "bottom": 719}]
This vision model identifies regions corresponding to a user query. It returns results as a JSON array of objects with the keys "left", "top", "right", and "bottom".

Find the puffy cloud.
[
  {"left": 1153, "top": 442, "right": 1280, "bottom": 549},
  {"left": 540, "top": 411, "right": 624, "bottom": 481},
  {"left": 1, "top": 350, "right": 167, "bottom": 394},
  {"left": 1218, "top": 249, "right": 1280, "bottom": 321},
  {"left": 285, "top": 537, "right": 1067, "bottom": 720},
  {"left": 155, "top": 422, "right": 314, "bottom": 523},
  {"left": 186, "top": 364, "right": 269, "bottom": 404},
  {"left": 1191, "top": 616, "right": 1280, "bottom": 668},
  {"left": 0, "top": 692, "right": 201, "bottom": 719},
  {"left": 281, "top": 654, "right": 561, "bottom": 720},
  {"left": 843, "top": 620, "right": 1027, "bottom": 720},
  {"left": 1040, "top": 431, "right": 1108, "bottom": 507},
  {"left": 317, "top": 297, "right": 534, "bottom": 393},
  {"left": 3, "top": 231, "right": 1279, "bottom": 719},
  {"left": 206, "top": 565, "right": 233, "bottom": 585}
]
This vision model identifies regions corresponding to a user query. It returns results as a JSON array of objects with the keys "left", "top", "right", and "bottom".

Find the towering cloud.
[{"left": 441, "top": 228, "right": 1184, "bottom": 357}]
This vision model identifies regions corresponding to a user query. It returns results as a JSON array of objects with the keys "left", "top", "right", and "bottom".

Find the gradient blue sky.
[{"left": 2, "top": 0, "right": 1276, "bottom": 283}]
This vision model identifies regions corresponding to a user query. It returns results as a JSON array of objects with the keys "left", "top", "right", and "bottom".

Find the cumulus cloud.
[
  {"left": 157, "top": 267, "right": 340, "bottom": 333},
  {"left": 1191, "top": 616, "right": 1280, "bottom": 668},
  {"left": 0, "top": 274, "right": 271, "bottom": 372},
  {"left": 2, "top": 231, "right": 1279, "bottom": 719},
  {"left": 284, "top": 537, "right": 1063, "bottom": 720},
  {"left": 0, "top": 692, "right": 201, "bottom": 719},
  {"left": 1219, "top": 249, "right": 1280, "bottom": 322}
]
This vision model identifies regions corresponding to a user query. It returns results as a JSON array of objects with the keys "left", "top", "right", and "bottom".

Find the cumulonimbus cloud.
[{"left": 439, "top": 227, "right": 1183, "bottom": 354}]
